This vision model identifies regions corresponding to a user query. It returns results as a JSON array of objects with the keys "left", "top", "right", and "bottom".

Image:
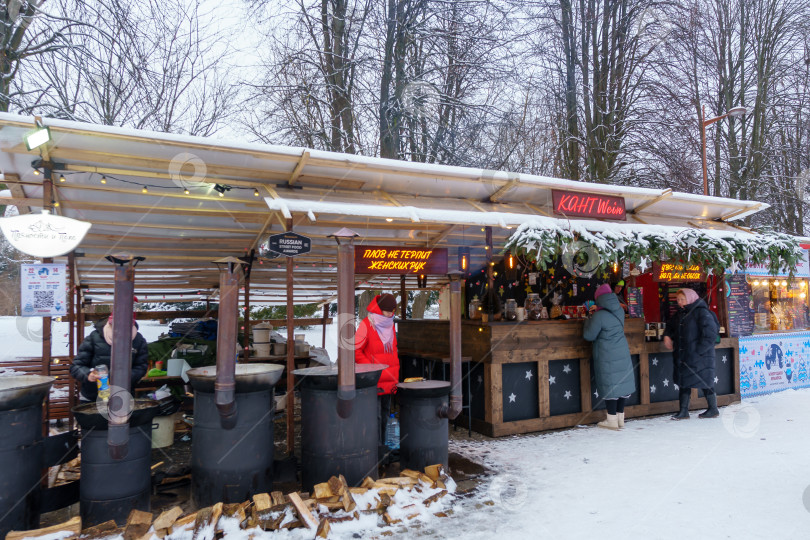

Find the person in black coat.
[
  {"left": 663, "top": 288, "right": 720, "bottom": 420},
  {"left": 70, "top": 315, "right": 149, "bottom": 402}
]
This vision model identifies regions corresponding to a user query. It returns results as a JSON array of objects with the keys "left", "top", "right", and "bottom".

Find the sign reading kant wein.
[
  {"left": 355, "top": 246, "right": 448, "bottom": 274},
  {"left": 551, "top": 189, "right": 626, "bottom": 220}
]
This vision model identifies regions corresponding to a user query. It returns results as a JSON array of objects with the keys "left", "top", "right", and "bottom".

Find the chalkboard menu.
[
  {"left": 726, "top": 274, "right": 754, "bottom": 336},
  {"left": 627, "top": 287, "right": 644, "bottom": 318}
]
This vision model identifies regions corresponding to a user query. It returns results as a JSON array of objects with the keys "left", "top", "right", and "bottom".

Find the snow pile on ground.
[{"left": 441, "top": 388, "right": 810, "bottom": 540}]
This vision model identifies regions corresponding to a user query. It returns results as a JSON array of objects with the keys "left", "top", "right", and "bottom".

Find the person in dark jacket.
[
  {"left": 70, "top": 315, "right": 149, "bottom": 402},
  {"left": 583, "top": 283, "right": 636, "bottom": 430},
  {"left": 355, "top": 293, "right": 400, "bottom": 447},
  {"left": 663, "top": 288, "right": 720, "bottom": 419}
]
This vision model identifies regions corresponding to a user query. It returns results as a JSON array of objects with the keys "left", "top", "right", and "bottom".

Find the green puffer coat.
[{"left": 583, "top": 292, "right": 636, "bottom": 400}]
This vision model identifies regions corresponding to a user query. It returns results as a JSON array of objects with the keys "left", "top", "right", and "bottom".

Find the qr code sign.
[{"left": 33, "top": 290, "right": 54, "bottom": 309}]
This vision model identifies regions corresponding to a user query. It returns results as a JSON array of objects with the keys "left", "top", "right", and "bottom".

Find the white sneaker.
[{"left": 617, "top": 412, "right": 625, "bottom": 429}]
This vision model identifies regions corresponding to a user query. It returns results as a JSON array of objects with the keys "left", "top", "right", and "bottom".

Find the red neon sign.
[{"left": 551, "top": 189, "right": 626, "bottom": 220}]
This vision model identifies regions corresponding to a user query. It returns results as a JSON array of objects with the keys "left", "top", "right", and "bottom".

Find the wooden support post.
[
  {"left": 285, "top": 218, "right": 295, "bottom": 455},
  {"left": 68, "top": 252, "right": 75, "bottom": 359},
  {"left": 322, "top": 303, "right": 328, "bottom": 349},
  {"left": 42, "top": 167, "right": 53, "bottom": 432},
  {"left": 400, "top": 275, "right": 407, "bottom": 319},
  {"left": 243, "top": 276, "right": 251, "bottom": 356}
]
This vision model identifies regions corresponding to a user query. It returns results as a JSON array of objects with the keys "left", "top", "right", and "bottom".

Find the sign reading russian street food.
[
  {"left": 355, "top": 246, "right": 448, "bottom": 274},
  {"left": 551, "top": 189, "right": 626, "bottom": 220},
  {"left": 652, "top": 262, "right": 705, "bottom": 282},
  {"left": 266, "top": 232, "right": 311, "bottom": 257}
]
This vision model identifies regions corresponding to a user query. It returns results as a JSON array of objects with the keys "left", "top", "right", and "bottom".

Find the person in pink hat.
[
  {"left": 583, "top": 283, "right": 636, "bottom": 430},
  {"left": 663, "top": 288, "right": 721, "bottom": 419}
]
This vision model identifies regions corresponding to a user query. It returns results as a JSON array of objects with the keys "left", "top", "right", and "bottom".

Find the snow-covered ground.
[
  {"left": 444, "top": 389, "right": 810, "bottom": 540},
  {"left": 4, "top": 316, "right": 809, "bottom": 538}
]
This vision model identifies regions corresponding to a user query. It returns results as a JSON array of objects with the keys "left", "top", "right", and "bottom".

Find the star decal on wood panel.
[
  {"left": 650, "top": 385, "right": 657, "bottom": 394},
  {"left": 525, "top": 370, "right": 533, "bottom": 380},
  {"left": 663, "top": 378, "right": 669, "bottom": 387},
  {"left": 563, "top": 364, "right": 571, "bottom": 374},
  {"left": 549, "top": 375, "right": 556, "bottom": 385},
  {"left": 714, "top": 376, "right": 719, "bottom": 384},
  {"left": 722, "top": 355, "right": 728, "bottom": 363},
  {"left": 477, "top": 375, "right": 483, "bottom": 384},
  {"left": 674, "top": 384, "right": 679, "bottom": 391},
  {"left": 508, "top": 393, "right": 516, "bottom": 403},
  {"left": 564, "top": 390, "right": 572, "bottom": 400},
  {"left": 593, "top": 390, "right": 599, "bottom": 398},
  {"left": 651, "top": 357, "right": 658, "bottom": 366}
]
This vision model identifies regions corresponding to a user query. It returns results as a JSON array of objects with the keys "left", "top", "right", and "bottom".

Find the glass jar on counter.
[
  {"left": 525, "top": 293, "right": 543, "bottom": 320},
  {"left": 469, "top": 295, "right": 482, "bottom": 320},
  {"left": 504, "top": 299, "right": 518, "bottom": 321}
]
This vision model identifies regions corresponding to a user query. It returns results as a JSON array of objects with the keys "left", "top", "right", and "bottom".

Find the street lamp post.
[{"left": 701, "top": 105, "right": 747, "bottom": 196}]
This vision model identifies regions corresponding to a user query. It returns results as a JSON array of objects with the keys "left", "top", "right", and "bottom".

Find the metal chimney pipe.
[
  {"left": 438, "top": 271, "right": 463, "bottom": 419},
  {"left": 331, "top": 228, "right": 359, "bottom": 419},
  {"left": 107, "top": 260, "right": 136, "bottom": 459},
  {"left": 214, "top": 261, "right": 241, "bottom": 429}
]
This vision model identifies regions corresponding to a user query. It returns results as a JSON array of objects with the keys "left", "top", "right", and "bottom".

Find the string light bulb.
[
  {"left": 33, "top": 169, "right": 40, "bottom": 176},
  {"left": 100, "top": 175, "right": 107, "bottom": 184},
  {"left": 58, "top": 174, "right": 65, "bottom": 182},
  {"left": 142, "top": 186, "right": 148, "bottom": 193},
  {"left": 253, "top": 188, "right": 260, "bottom": 197},
  {"left": 52, "top": 201, "right": 60, "bottom": 207},
  {"left": 184, "top": 188, "right": 190, "bottom": 195}
]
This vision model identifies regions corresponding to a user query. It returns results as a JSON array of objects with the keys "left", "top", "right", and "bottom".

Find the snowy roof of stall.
[{"left": 0, "top": 113, "right": 768, "bottom": 304}]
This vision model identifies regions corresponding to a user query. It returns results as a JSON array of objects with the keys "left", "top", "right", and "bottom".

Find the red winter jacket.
[{"left": 355, "top": 297, "right": 399, "bottom": 395}]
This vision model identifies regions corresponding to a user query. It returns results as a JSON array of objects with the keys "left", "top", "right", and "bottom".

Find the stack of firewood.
[{"left": 5, "top": 464, "right": 454, "bottom": 540}]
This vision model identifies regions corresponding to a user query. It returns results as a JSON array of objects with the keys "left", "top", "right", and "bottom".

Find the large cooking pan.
[{"left": 0, "top": 375, "right": 55, "bottom": 410}]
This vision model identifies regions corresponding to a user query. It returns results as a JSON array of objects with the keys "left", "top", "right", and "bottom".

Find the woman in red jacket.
[{"left": 355, "top": 293, "right": 399, "bottom": 447}]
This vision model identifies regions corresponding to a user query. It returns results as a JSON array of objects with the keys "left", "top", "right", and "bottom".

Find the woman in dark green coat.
[{"left": 583, "top": 284, "right": 636, "bottom": 430}]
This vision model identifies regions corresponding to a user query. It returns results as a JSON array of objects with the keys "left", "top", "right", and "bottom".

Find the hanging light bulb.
[
  {"left": 32, "top": 169, "right": 40, "bottom": 176},
  {"left": 100, "top": 175, "right": 107, "bottom": 184},
  {"left": 184, "top": 188, "right": 190, "bottom": 195},
  {"left": 458, "top": 247, "right": 470, "bottom": 272},
  {"left": 507, "top": 251, "right": 515, "bottom": 270},
  {"left": 53, "top": 201, "right": 60, "bottom": 207},
  {"left": 142, "top": 186, "right": 148, "bottom": 193},
  {"left": 253, "top": 188, "right": 260, "bottom": 197},
  {"left": 58, "top": 174, "right": 65, "bottom": 183}
]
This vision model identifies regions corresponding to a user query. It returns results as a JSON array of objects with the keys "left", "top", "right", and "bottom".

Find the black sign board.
[
  {"left": 726, "top": 274, "right": 754, "bottom": 337},
  {"left": 627, "top": 287, "right": 644, "bottom": 318},
  {"left": 266, "top": 232, "right": 311, "bottom": 257}
]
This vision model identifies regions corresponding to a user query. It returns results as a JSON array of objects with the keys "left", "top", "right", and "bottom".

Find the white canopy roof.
[{"left": 0, "top": 113, "right": 767, "bottom": 305}]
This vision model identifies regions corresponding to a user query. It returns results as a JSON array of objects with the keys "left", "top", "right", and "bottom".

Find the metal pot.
[{"left": 185, "top": 363, "right": 285, "bottom": 393}]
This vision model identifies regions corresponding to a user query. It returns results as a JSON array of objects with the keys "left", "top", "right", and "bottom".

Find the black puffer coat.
[
  {"left": 664, "top": 299, "right": 719, "bottom": 390},
  {"left": 70, "top": 319, "right": 149, "bottom": 401}
]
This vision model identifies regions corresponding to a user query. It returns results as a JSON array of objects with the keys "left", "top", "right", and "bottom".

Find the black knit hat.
[{"left": 377, "top": 293, "right": 397, "bottom": 312}]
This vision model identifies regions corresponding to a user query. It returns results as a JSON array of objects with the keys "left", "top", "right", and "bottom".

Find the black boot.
[
  {"left": 671, "top": 389, "right": 690, "bottom": 420},
  {"left": 699, "top": 391, "right": 719, "bottom": 418}
]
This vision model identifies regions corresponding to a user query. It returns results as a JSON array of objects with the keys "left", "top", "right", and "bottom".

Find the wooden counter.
[{"left": 398, "top": 319, "right": 739, "bottom": 437}]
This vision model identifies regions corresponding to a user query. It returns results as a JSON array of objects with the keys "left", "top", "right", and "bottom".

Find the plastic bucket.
[
  {"left": 254, "top": 343, "right": 271, "bottom": 357},
  {"left": 273, "top": 343, "right": 286, "bottom": 356},
  {"left": 151, "top": 415, "right": 175, "bottom": 449},
  {"left": 252, "top": 328, "right": 271, "bottom": 344}
]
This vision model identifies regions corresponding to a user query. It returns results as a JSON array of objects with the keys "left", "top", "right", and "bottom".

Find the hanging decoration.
[{"left": 504, "top": 222, "right": 803, "bottom": 277}]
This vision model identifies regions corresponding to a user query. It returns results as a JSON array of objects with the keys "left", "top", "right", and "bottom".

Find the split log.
[
  {"left": 252, "top": 493, "right": 272, "bottom": 513},
  {"left": 342, "top": 490, "right": 356, "bottom": 512},
  {"left": 348, "top": 487, "right": 369, "bottom": 495},
  {"left": 270, "top": 491, "right": 286, "bottom": 506},
  {"left": 7, "top": 516, "right": 82, "bottom": 540},
  {"left": 123, "top": 510, "right": 153, "bottom": 540},
  {"left": 423, "top": 490, "right": 448, "bottom": 506},
  {"left": 287, "top": 492, "right": 318, "bottom": 530},
  {"left": 382, "top": 513, "right": 401, "bottom": 526},
  {"left": 171, "top": 512, "right": 198, "bottom": 532},
  {"left": 315, "top": 518, "right": 330, "bottom": 539},
  {"left": 313, "top": 482, "right": 333, "bottom": 499},
  {"left": 79, "top": 520, "right": 118, "bottom": 539},
  {"left": 327, "top": 512, "right": 359, "bottom": 524},
  {"left": 361, "top": 477, "right": 375, "bottom": 489},
  {"left": 153, "top": 506, "right": 183, "bottom": 531}
]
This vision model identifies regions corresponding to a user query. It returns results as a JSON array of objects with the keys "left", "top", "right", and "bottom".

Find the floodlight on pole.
[
  {"left": 24, "top": 126, "right": 51, "bottom": 151},
  {"left": 701, "top": 106, "right": 747, "bottom": 196}
]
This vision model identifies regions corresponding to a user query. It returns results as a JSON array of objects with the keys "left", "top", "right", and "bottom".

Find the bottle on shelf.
[
  {"left": 96, "top": 364, "right": 110, "bottom": 402},
  {"left": 385, "top": 413, "right": 400, "bottom": 450}
]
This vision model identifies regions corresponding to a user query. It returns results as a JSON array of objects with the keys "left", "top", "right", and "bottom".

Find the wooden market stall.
[{"left": 0, "top": 111, "right": 800, "bottom": 442}]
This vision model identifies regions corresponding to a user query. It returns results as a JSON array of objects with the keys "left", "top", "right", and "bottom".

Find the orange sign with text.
[
  {"left": 355, "top": 246, "right": 448, "bottom": 275},
  {"left": 652, "top": 262, "right": 705, "bottom": 282}
]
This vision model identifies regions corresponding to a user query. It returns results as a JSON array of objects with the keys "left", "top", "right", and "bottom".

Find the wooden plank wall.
[{"left": 397, "top": 319, "right": 740, "bottom": 437}]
